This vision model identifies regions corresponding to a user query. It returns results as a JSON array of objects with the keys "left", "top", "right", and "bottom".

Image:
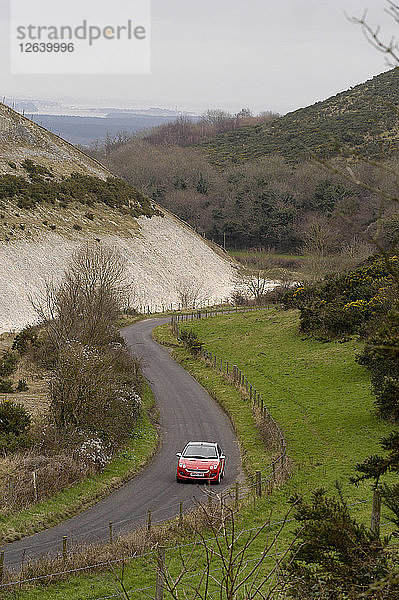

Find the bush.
[
  {"left": 0, "top": 399, "right": 31, "bottom": 436},
  {"left": 0, "top": 451, "right": 95, "bottom": 510},
  {"left": 283, "top": 255, "right": 396, "bottom": 339},
  {"left": 0, "top": 161, "right": 160, "bottom": 220},
  {"left": 16, "top": 379, "right": 29, "bottom": 392},
  {"left": 0, "top": 349, "right": 18, "bottom": 377},
  {"left": 50, "top": 342, "right": 141, "bottom": 447},
  {"left": 0, "top": 379, "right": 14, "bottom": 393},
  {"left": 178, "top": 328, "right": 204, "bottom": 354},
  {"left": 12, "top": 325, "right": 39, "bottom": 354},
  {"left": 0, "top": 400, "right": 31, "bottom": 453},
  {"left": 287, "top": 489, "right": 390, "bottom": 599},
  {"left": 357, "top": 309, "right": 399, "bottom": 421}
]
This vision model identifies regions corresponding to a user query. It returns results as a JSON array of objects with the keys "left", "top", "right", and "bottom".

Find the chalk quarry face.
[{"left": 0, "top": 103, "right": 238, "bottom": 333}]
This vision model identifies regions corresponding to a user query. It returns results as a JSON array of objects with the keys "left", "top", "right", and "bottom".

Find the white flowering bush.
[{"left": 77, "top": 436, "right": 112, "bottom": 469}]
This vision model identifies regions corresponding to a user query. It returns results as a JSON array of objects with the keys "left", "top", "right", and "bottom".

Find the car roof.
[{"left": 185, "top": 441, "right": 216, "bottom": 446}]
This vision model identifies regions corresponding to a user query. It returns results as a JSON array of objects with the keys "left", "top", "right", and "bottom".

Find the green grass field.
[
  {"left": 9, "top": 308, "right": 396, "bottom": 600},
  {"left": 178, "top": 309, "right": 393, "bottom": 502}
]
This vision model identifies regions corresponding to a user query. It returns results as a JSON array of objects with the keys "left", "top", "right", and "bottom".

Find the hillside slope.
[
  {"left": 0, "top": 105, "right": 237, "bottom": 332},
  {"left": 201, "top": 69, "right": 399, "bottom": 164}
]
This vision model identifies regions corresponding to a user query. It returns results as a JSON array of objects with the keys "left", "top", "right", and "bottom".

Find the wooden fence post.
[
  {"left": 155, "top": 545, "right": 166, "bottom": 600},
  {"left": 109, "top": 521, "right": 113, "bottom": 544},
  {"left": 148, "top": 509, "right": 152, "bottom": 532},
  {"left": 32, "top": 471, "right": 38, "bottom": 502},
  {"left": 179, "top": 501, "right": 183, "bottom": 528},
  {"left": 62, "top": 536, "right": 67, "bottom": 561},
  {"left": 371, "top": 488, "right": 382, "bottom": 535}
]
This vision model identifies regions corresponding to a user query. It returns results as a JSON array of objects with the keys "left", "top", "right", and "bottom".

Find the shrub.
[
  {"left": 357, "top": 309, "right": 399, "bottom": 421},
  {"left": 283, "top": 254, "right": 396, "bottom": 339},
  {"left": 16, "top": 379, "right": 29, "bottom": 392},
  {"left": 0, "top": 451, "right": 95, "bottom": 510},
  {"left": 0, "top": 399, "right": 31, "bottom": 436},
  {"left": 12, "top": 325, "right": 39, "bottom": 354},
  {"left": 0, "top": 379, "right": 14, "bottom": 393},
  {"left": 0, "top": 162, "right": 161, "bottom": 219},
  {"left": 50, "top": 342, "right": 141, "bottom": 447},
  {"left": 21, "top": 159, "right": 54, "bottom": 179},
  {"left": 0, "top": 349, "right": 18, "bottom": 377},
  {"left": 287, "top": 489, "right": 390, "bottom": 599},
  {"left": 0, "top": 399, "right": 31, "bottom": 453},
  {"left": 178, "top": 328, "right": 204, "bottom": 354}
]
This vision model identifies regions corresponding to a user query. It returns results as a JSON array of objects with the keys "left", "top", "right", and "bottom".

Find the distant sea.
[{"left": 29, "top": 112, "right": 198, "bottom": 146}]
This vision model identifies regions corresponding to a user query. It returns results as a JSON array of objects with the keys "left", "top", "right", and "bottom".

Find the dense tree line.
[{"left": 88, "top": 131, "right": 399, "bottom": 252}]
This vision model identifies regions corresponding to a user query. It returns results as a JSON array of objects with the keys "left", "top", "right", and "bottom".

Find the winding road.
[{"left": 2, "top": 318, "right": 241, "bottom": 570}]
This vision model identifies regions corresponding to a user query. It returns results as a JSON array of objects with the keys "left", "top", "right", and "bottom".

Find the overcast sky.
[{"left": 0, "top": 0, "right": 397, "bottom": 114}]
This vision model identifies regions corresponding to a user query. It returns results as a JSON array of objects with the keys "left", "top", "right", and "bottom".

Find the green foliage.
[
  {"left": 352, "top": 431, "right": 399, "bottom": 486},
  {"left": 357, "top": 310, "right": 399, "bottom": 420},
  {"left": 21, "top": 158, "right": 54, "bottom": 179},
  {"left": 283, "top": 255, "right": 396, "bottom": 339},
  {"left": 351, "top": 432, "right": 399, "bottom": 546},
  {"left": 0, "top": 349, "right": 18, "bottom": 377},
  {"left": 201, "top": 69, "right": 399, "bottom": 165},
  {"left": 0, "top": 399, "right": 30, "bottom": 436},
  {"left": 287, "top": 489, "right": 390, "bottom": 600},
  {"left": 0, "top": 161, "right": 160, "bottom": 219},
  {"left": 0, "top": 399, "right": 31, "bottom": 453},
  {"left": 16, "top": 379, "right": 29, "bottom": 391},
  {"left": 12, "top": 325, "right": 39, "bottom": 354},
  {"left": 178, "top": 328, "right": 204, "bottom": 354},
  {"left": 308, "top": 179, "right": 352, "bottom": 213},
  {"left": 0, "top": 379, "right": 14, "bottom": 393}
]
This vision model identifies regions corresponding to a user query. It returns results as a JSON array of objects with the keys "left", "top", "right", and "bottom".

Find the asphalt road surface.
[{"left": 2, "top": 317, "right": 241, "bottom": 570}]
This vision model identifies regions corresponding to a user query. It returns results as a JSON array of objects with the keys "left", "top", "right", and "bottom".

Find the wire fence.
[
  {"left": 0, "top": 306, "right": 389, "bottom": 593},
  {"left": 171, "top": 307, "right": 288, "bottom": 492},
  {"left": 0, "top": 500, "right": 379, "bottom": 591}
]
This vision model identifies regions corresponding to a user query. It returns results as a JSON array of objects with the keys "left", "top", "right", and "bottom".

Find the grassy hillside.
[
  {"left": 201, "top": 69, "right": 399, "bottom": 165},
  {"left": 175, "top": 309, "right": 394, "bottom": 499}
]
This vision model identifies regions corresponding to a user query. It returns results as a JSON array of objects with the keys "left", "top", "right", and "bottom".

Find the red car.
[{"left": 176, "top": 441, "right": 225, "bottom": 484}]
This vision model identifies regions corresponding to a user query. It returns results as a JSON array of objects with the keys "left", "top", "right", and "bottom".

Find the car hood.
[{"left": 179, "top": 458, "right": 219, "bottom": 468}]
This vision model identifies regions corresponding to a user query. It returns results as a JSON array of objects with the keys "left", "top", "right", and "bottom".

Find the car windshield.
[{"left": 183, "top": 444, "right": 217, "bottom": 459}]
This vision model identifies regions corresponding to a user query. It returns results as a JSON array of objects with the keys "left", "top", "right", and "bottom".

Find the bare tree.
[
  {"left": 176, "top": 280, "right": 209, "bottom": 310},
  {"left": 32, "top": 243, "right": 130, "bottom": 351},
  {"left": 110, "top": 494, "right": 299, "bottom": 600}
]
